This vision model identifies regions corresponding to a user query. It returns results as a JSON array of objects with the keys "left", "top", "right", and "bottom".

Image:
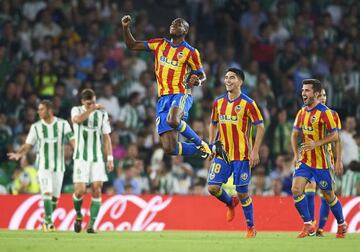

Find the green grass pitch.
[{"left": 1, "top": 230, "right": 359, "bottom": 252}]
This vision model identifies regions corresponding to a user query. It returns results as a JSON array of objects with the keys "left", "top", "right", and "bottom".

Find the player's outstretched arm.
[
  {"left": 249, "top": 123, "right": 265, "bottom": 168},
  {"left": 7, "top": 143, "right": 32, "bottom": 161},
  {"left": 121, "top": 15, "right": 146, "bottom": 51}
]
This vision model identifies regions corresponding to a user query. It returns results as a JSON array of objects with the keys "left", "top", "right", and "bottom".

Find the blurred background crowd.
[{"left": 0, "top": 0, "right": 359, "bottom": 196}]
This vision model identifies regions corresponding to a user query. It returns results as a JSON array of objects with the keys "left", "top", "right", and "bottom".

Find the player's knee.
[
  {"left": 166, "top": 116, "right": 180, "bottom": 129},
  {"left": 321, "top": 191, "right": 334, "bottom": 203},
  {"left": 92, "top": 192, "right": 101, "bottom": 198},
  {"left": 208, "top": 185, "right": 221, "bottom": 196},
  {"left": 74, "top": 192, "right": 83, "bottom": 199},
  {"left": 291, "top": 186, "right": 302, "bottom": 197},
  {"left": 91, "top": 187, "right": 102, "bottom": 198},
  {"left": 74, "top": 188, "right": 85, "bottom": 198},
  {"left": 237, "top": 192, "right": 249, "bottom": 200}
]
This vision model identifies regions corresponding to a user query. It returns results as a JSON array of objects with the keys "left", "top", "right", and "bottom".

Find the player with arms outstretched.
[
  {"left": 207, "top": 68, "right": 265, "bottom": 238},
  {"left": 121, "top": 15, "right": 227, "bottom": 161},
  {"left": 291, "top": 79, "right": 347, "bottom": 238},
  {"left": 71, "top": 88, "right": 114, "bottom": 234},
  {"left": 8, "top": 100, "right": 74, "bottom": 232},
  {"left": 304, "top": 88, "right": 343, "bottom": 236}
]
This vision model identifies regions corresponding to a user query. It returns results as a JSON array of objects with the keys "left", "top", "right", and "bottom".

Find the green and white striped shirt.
[
  {"left": 26, "top": 117, "right": 74, "bottom": 172},
  {"left": 71, "top": 106, "right": 111, "bottom": 162},
  {"left": 341, "top": 170, "right": 360, "bottom": 196}
]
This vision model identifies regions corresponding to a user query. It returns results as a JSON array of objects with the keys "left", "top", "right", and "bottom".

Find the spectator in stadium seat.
[
  {"left": 32, "top": 9, "right": 62, "bottom": 43},
  {"left": 113, "top": 159, "right": 141, "bottom": 195},
  {"left": 34, "top": 60, "right": 58, "bottom": 98},
  {"left": 74, "top": 41, "right": 94, "bottom": 81},
  {"left": 10, "top": 154, "right": 40, "bottom": 195},
  {"left": 61, "top": 64, "right": 82, "bottom": 100},
  {"left": 157, "top": 161, "right": 180, "bottom": 195},
  {"left": 110, "top": 131, "right": 127, "bottom": 161},
  {"left": 340, "top": 116, "right": 359, "bottom": 167},
  {"left": 171, "top": 156, "right": 193, "bottom": 195},
  {"left": 268, "top": 109, "right": 293, "bottom": 157},
  {"left": 133, "top": 158, "right": 150, "bottom": 194},
  {"left": 0, "top": 113, "right": 12, "bottom": 162},
  {"left": 87, "top": 61, "right": 111, "bottom": 93},
  {"left": 33, "top": 35, "right": 53, "bottom": 64},
  {"left": 22, "top": 0, "right": 46, "bottom": 22},
  {"left": 118, "top": 92, "right": 143, "bottom": 144},
  {"left": 341, "top": 161, "right": 360, "bottom": 196},
  {"left": 250, "top": 165, "right": 268, "bottom": 196},
  {"left": 190, "top": 177, "right": 207, "bottom": 195},
  {"left": 263, "top": 171, "right": 287, "bottom": 196},
  {"left": 240, "top": 0, "right": 267, "bottom": 37},
  {"left": 97, "top": 84, "right": 121, "bottom": 122}
]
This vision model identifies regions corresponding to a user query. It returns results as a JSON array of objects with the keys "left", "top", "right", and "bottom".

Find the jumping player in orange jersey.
[
  {"left": 207, "top": 68, "right": 265, "bottom": 238},
  {"left": 291, "top": 79, "right": 347, "bottom": 238},
  {"left": 121, "top": 15, "right": 228, "bottom": 161},
  {"left": 304, "top": 88, "right": 343, "bottom": 236}
]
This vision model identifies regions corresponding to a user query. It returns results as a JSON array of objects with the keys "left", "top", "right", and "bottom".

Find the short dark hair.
[
  {"left": 81, "top": 88, "right": 96, "bottom": 100},
  {"left": 302, "top": 79, "right": 322, "bottom": 93},
  {"left": 39, "top": 100, "right": 53, "bottom": 110},
  {"left": 226, "top": 68, "right": 245, "bottom": 81},
  {"left": 173, "top": 18, "right": 189, "bottom": 33}
]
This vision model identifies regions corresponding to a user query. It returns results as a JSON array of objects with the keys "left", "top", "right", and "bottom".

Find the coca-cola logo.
[
  {"left": 330, "top": 197, "right": 360, "bottom": 233},
  {"left": 9, "top": 195, "right": 172, "bottom": 231}
]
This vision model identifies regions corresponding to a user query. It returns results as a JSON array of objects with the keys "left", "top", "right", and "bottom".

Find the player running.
[
  {"left": 207, "top": 68, "right": 265, "bottom": 238},
  {"left": 291, "top": 79, "right": 347, "bottom": 238},
  {"left": 8, "top": 100, "right": 74, "bottom": 232},
  {"left": 121, "top": 15, "right": 228, "bottom": 162},
  {"left": 71, "top": 88, "right": 114, "bottom": 234},
  {"left": 304, "top": 88, "right": 343, "bottom": 236}
]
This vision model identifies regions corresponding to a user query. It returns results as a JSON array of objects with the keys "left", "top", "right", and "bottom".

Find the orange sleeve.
[
  {"left": 293, "top": 109, "right": 303, "bottom": 131},
  {"left": 247, "top": 101, "right": 264, "bottom": 125},
  {"left": 321, "top": 109, "right": 337, "bottom": 132},
  {"left": 144, "top": 38, "right": 163, "bottom": 52},
  {"left": 211, "top": 100, "right": 219, "bottom": 124},
  {"left": 187, "top": 49, "right": 204, "bottom": 74}
]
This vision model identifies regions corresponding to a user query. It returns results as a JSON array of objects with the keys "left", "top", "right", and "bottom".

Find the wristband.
[{"left": 107, "top": 155, "right": 114, "bottom": 161}]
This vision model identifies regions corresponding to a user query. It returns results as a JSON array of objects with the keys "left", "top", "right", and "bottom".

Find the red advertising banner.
[{"left": 0, "top": 195, "right": 359, "bottom": 232}]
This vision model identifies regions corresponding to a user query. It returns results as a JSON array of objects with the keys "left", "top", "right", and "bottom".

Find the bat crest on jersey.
[
  {"left": 310, "top": 116, "right": 317, "bottom": 124},
  {"left": 177, "top": 52, "right": 184, "bottom": 60}
]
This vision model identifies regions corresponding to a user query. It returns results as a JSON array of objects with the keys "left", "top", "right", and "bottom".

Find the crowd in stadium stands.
[{"left": 0, "top": 0, "right": 359, "bottom": 196}]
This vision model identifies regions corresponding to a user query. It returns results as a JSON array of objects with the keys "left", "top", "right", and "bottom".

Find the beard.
[
  {"left": 305, "top": 97, "right": 316, "bottom": 106},
  {"left": 170, "top": 32, "right": 184, "bottom": 39}
]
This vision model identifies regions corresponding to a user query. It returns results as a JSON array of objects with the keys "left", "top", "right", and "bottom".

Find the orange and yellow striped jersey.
[
  {"left": 211, "top": 93, "right": 264, "bottom": 161},
  {"left": 328, "top": 110, "right": 341, "bottom": 165},
  {"left": 144, "top": 38, "right": 203, "bottom": 97},
  {"left": 293, "top": 103, "right": 339, "bottom": 169}
]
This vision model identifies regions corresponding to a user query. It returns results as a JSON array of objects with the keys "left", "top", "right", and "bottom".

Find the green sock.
[
  {"left": 51, "top": 199, "right": 57, "bottom": 213},
  {"left": 72, "top": 194, "right": 83, "bottom": 218},
  {"left": 43, "top": 197, "right": 53, "bottom": 224},
  {"left": 89, "top": 198, "right": 101, "bottom": 229}
]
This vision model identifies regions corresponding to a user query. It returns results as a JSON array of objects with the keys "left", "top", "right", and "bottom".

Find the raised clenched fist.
[{"left": 121, "top": 15, "right": 131, "bottom": 27}]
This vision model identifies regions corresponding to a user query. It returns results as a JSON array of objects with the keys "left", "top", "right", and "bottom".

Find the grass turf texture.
[{"left": 1, "top": 230, "right": 359, "bottom": 252}]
